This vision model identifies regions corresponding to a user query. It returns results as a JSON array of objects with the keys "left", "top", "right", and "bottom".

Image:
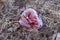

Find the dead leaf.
[{"left": 0, "top": 0, "right": 4, "bottom": 9}]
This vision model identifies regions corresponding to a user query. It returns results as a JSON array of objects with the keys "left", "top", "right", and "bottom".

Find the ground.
[{"left": 0, "top": 0, "right": 60, "bottom": 40}]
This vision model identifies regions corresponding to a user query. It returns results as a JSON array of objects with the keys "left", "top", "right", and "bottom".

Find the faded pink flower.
[{"left": 19, "top": 8, "right": 43, "bottom": 29}]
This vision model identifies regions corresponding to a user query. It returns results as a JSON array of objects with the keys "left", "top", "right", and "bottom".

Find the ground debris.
[{"left": 0, "top": 0, "right": 60, "bottom": 40}]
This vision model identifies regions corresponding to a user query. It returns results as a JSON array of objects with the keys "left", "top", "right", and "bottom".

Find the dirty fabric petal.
[
  {"left": 19, "top": 8, "right": 43, "bottom": 29},
  {"left": 19, "top": 19, "right": 31, "bottom": 28}
]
